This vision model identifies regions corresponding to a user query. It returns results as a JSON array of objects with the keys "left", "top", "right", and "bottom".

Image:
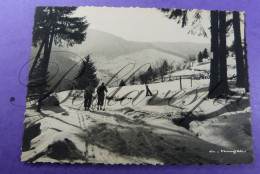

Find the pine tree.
[
  {"left": 160, "top": 8, "right": 207, "bottom": 37},
  {"left": 28, "top": 7, "right": 89, "bottom": 111},
  {"left": 137, "top": 66, "right": 156, "bottom": 84},
  {"left": 202, "top": 48, "right": 209, "bottom": 58},
  {"left": 188, "top": 55, "right": 196, "bottom": 66},
  {"left": 198, "top": 51, "right": 203, "bottom": 62},
  {"left": 159, "top": 60, "right": 169, "bottom": 82},
  {"left": 129, "top": 76, "right": 136, "bottom": 85},
  {"left": 139, "top": 73, "right": 149, "bottom": 84},
  {"left": 146, "top": 66, "right": 157, "bottom": 83},
  {"left": 160, "top": 9, "right": 188, "bottom": 27},
  {"left": 119, "top": 80, "right": 126, "bottom": 86},
  {"left": 74, "top": 55, "right": 98, "bottom": 90}
]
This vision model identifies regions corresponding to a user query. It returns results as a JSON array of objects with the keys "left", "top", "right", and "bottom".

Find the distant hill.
[
  {"left": 30, "top": 29, "right": 210, "bottom": 90},
  {"left": 68, "top": 30, "right": 151, "bottom": 59},
  {"left": 150, "top": 42, "right": 211, "bottom": 59},
  {"left": 100, "top": 48, "right": 185, "bottom": 74},
  {"left": 52, "top": 29, "right": 210, "bottom": 61}
]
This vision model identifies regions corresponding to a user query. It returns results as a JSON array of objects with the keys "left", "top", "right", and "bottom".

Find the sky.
[{"left": 73, "top": 7, "right": 212, "bottom": 43}]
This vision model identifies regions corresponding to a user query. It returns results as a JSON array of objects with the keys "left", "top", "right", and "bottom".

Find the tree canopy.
[
  {"left": 29, "top": 7, "right": 89, "bottom": 111},
  {"left": 32, "top": 7, "right": 88, "bottom": 48}
]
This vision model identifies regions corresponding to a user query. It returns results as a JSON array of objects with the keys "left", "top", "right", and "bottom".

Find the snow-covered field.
[
  {"left": 21, "top": 78, "right": 253, "bottom": 164},
  {"left": 171, "top": 57, "right": 237, "bottom": 79}
]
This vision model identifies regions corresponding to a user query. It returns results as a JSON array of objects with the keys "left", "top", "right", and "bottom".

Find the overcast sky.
[
  {"left": 73, "top": 7, "right": 245, "bottom": 45},
  {"left": 73, "top": 7, "right": 212, "bottom": 43}
]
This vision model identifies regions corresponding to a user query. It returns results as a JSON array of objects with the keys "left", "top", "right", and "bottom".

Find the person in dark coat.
[
  {"left": 145, "top": 84, "right": 153, "bottom": 96},
  {"left": 97, "top": 83, "right": 108, "bottom": 110},
  {"left": 84, "top": 83, "right": 95, "bottom": 110}
]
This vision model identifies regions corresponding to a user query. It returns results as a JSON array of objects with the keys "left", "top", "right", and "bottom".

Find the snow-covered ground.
[{"left": 21, "top": 78, "right": 253, "bottom": 164}]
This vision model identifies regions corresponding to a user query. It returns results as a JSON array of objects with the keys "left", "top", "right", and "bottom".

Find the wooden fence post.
[{"left": 180, "top": 76, "right": 182, "bottom": 90}]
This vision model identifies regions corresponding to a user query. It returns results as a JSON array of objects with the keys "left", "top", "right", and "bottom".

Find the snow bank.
[
  {"left": 187, "top": 90, "right": 252, "bottom": 150},
  {"left": 22, "top": 75, "right": 253, "bottom": 164},
  {"left": 189, "top": 111, "right": 252, "bottom": 150},
  {"left": 21, "top": 115, "right": 87, "bottom": 163}
]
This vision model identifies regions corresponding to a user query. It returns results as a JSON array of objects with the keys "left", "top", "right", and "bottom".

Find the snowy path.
[
  {"left": 23, "top": 97, "right": 251, "bottom": 164},
  {"left": 22, "top": 82, "right": 253, "bottom": 164}
]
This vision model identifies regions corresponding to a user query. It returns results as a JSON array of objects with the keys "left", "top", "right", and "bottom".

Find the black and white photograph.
[{"left": 21, "top": 6, "right": 253, "bottom": 164}]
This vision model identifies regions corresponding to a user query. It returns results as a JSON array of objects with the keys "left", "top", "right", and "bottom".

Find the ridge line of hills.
[
  {"left": 58, "top": 29, "right": 210, "bottom": 61},
  {"left": 29, "top": 29, "right": 210, "bottom": 91}
]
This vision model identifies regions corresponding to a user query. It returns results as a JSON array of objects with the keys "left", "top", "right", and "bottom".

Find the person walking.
[
  {"left": 97, "top": 83, "right": 108, "bottom": 110},
  {"left": 145, "top": 84, "right": 153, "bottom": 96},
  {"left": 84, "top": 83, "right": 95, "bottom": 111}
]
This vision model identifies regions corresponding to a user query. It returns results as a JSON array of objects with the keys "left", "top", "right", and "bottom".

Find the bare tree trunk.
[
  {"left": 37, "top": 32, "right": 50, "bottom": 112},
  {"left": 46, "top": 21, "right": 55, "bottom": 61},
  {"left": 36, "top": 15, "right": 55, "bottom": 112},
  {"left": 209, "top": 10, "right": 220, "bottom": 98},
  {"left": 233, "top": 11, "right": 245, "bottom": 87},
  {"left": 219, "top": 11, "right": 229, "bottom": 96},
  {"left": 29, "top": 41, "right": 44, "bottom": 80},
  {"left": 244, "top": 13, "right": 249, "bottom": 92}
]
